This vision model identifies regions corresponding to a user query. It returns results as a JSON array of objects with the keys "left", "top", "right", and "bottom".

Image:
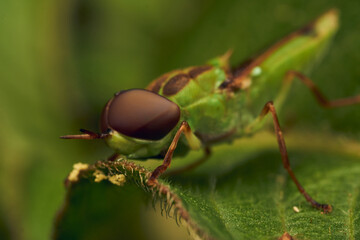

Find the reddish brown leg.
[
  {"left": 147, "top": 121, "right": 192, "bottom": 186},
  {"left": 285, "top": 71, "right": 360, "bottom": 108},
  {"left": 164, "top": 147, "right": 211, "bottom": 176},
  {"left": 260, "top": 101, "right": 332, "bottom": 213}
]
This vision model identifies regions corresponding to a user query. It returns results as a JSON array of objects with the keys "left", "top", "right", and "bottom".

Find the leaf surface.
[{"left": 55, "top": 132, "right": 360, "bottom": 239}]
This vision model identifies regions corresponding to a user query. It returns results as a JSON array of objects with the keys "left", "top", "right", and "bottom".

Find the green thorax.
[{"left": 146, "top": 52, "right": 250, "bottom": 143}]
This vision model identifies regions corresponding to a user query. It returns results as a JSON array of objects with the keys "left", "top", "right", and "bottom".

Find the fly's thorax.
[
  {"left": 105, "top": 130, "right": 173, "bottom": 158},
  {"left": 143, "top": 52, "right": 252, "bottom": 143},
  {"left": 146, "top": 56, "right": 252, "bottom": 142},
  {"left": 147, "top": 64, "right": 228, "bottom": 108},
  {"left": 180, "top": 91, "right": 251, "bottom": 143}
]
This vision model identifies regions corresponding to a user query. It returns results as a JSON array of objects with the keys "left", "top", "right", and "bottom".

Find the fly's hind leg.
[
  {"left": 259, "top": 101, "right": 332, "bottom": 213},
  {"left": 251, "top": 71, "right": 360, "bottom": 212},
  {"left": 276, "top": 70, "right": 360, "bottom": 108}
]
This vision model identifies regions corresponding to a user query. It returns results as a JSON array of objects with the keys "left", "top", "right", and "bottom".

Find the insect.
[{"left": 61, "top": 9, "right": 360, "bottom": 213}]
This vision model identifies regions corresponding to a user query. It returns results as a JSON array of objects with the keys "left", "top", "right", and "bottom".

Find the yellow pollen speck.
[
  {"left": 68, "top": 163, "right": 89, "bottom": 182},
  {"left": 93, "top": 170, "right": 108, "bottom": 183},
  {"left": 293, "top": 206, "right": 300, "bottom": 213},
  {"left": 108, "top": 174, "right": 126, "bottom": 186}
]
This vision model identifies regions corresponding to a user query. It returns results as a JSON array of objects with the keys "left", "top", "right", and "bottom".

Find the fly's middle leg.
[{"left": 164, "top": 147, "right": 211, "bottom": 177}]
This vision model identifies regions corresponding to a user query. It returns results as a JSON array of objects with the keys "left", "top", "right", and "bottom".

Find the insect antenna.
[{"left": 60, "top": 129, "right": 109, "bottom": 140}]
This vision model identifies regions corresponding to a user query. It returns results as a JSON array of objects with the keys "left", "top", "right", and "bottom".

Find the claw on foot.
[
  {"left": 318, "top": 203, "right": 332, "bottom": 214},
  {"left": 146, "top": 178, "right": 157, "bottom": 187}
]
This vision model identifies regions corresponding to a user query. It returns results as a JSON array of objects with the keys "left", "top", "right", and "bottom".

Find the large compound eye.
[{"left": 101, "top": 89, "right": 180, "bottom": 140}]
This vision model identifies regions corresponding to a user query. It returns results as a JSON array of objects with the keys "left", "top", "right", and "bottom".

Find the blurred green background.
[{"left": 0, "top": 0, "right": 359, "bottom": 239}]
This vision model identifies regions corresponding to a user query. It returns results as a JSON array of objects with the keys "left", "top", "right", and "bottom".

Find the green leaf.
[
  {"left": 1, "top": 1, "right": 360, "bottom": 239},
  {"left": 0, "top": 210, "right": 11, "bottom": 240},
  {"left": 54, "top": 170, "right": 150, "bottom": 240},
  {"left": 55, "top": 132, "right": 360, "bottom": 239}
]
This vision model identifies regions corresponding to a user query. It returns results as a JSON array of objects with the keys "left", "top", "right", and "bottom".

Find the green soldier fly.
[{"left": 61, "top": 9, "right": 360, "bottom": 213}]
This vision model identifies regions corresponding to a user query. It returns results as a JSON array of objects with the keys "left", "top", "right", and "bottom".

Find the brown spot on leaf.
[
  {"left": 188, "top": 65, "right": 213, "bottom": 79},
  {"left": 163, "top": 73, "right": 190, "bottom": 96},
  {"left": 146, "top": 74, "right": 169, "bottom": 93}
]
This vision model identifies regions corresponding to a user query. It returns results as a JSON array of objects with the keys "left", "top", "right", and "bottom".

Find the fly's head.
[{"left": 61, "top": 89, "right": 181, "bottom": 158}]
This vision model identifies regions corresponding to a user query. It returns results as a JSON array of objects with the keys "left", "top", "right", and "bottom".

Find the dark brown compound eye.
[{"left": 100, "top": 89, "right": 180, "bottom": 140}]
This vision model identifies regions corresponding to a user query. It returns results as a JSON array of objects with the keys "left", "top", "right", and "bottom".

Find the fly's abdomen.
[{"left": 224, "top": 9, "right": 339, "bottom": 113}]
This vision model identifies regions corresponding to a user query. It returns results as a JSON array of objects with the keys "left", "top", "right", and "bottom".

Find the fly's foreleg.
[
  {"left": 259, "top": 101, "right": 332, "bottom": 213},
  {"left": 282, "top": 71, "right": 360, "bottom": 107},
  {"left": 147, "top": 121, "right": 201, "bottom": 186}
]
